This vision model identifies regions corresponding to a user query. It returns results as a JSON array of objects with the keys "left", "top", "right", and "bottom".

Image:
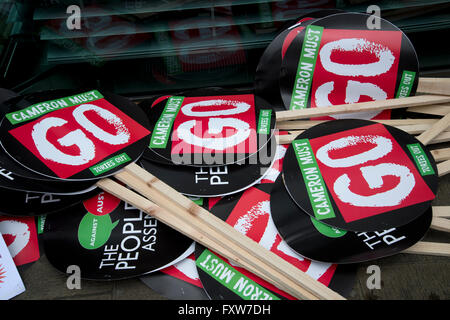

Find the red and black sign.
[
  {"left": 140, "top": 135, "right": 277, "bottom": 197},
  {"left": 279, "top": 12, "right": 419, "bottom": 120},
  {"left": 282, "top": 119, "right": 437, "bottom": 232},
  {"left": 2, "top": 90, "right": 99, "bottom": 193},
  {"left": 0, "top": 188, "right": 95, "bottom": 217},
  {"left": 0, "top": 150, "right": 97, "bottom": 194},
  {"left": 195, "top": 184, "right": 355, "bottom": 300},
  {"left": 255, "top": 9, "right": 343, "bottom": 110},
  {"left": 144, "top": 88, "right": 276, "bottom": 166},
  {"left": 271, "top": 175, "right": 432, "bottom": 264},
  {"left": 43, "top": 191, "right": 193, "bottom": 280},
  {"left": 0, "top": 90, "right": 151, "bottom": 181}
]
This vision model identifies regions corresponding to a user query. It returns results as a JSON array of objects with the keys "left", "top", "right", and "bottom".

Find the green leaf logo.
[{"left": 78, "top": 212, "right": 119, "bottom": 250}]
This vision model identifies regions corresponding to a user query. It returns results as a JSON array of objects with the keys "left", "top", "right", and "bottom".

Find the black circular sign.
[
  {"left": 43, "top": 191, "right": 193, "bottom": 280},
  {"left": 144, "top": 88, "right": 276, "bottom": 166},
  {"left": 194, "top": 184, "right": 356, "bottom": 300},
  {"left": 254, "top": 9, "right": 343, "bottom": 110},
  {"left": 282, "top": 119, "right": 438, "bottom": 232},
  {"left": 0, "top": 188, "right": 97, "bottom": 217},
  {"left": 140, "top": 254, "right": 210, "bottom": 300},
  {"left": 271, "top": 175, "right": 432, "bottom": 264},
  {"left": 0, "top": 150, "right": 97, "bottom": 194},
  {"left": 140, "top": 134, "right": 277, "bottom": 197},
  {"left": 0, "top": 90, "right": 151, "bottom": 181},
  {"left": 279, "top": 12, "right": 419, "bottom": 118}
]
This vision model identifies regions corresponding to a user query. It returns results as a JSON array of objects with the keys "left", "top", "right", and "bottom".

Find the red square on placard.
[
  {"left": 309, "top": 124, "right": 435, "bottom": 223},
  {"left": 0, "top": 216, "right": 40, "bottom": 266},
  {"left": 311, "top": 29, "right": 403, "bottom": 120},
  {"left": 8, "top": 99, "right": 150, "bottom": 179},
  {"left": 171, "top": 94, "right": 257, "bottom": 155}
]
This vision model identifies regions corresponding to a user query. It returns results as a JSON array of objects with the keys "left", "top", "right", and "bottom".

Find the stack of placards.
[
  {"left": 141, "top": 144, "right": 356, "bottom": 300},
  {"left": 140, "top": 87, "right": 278, "bottom": 198},
  {"left": 0, "top": 10, "right": 448, "bottom": 301},
  {"left": 271, "top": 119, "right": 438, "bottom": 264},
  {"left": 0, "top": 89, "right": 194, "bottom": 281}
]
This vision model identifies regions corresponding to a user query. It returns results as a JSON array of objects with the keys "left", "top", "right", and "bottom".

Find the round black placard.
[
  {"left": 282, "top": 119, "right": 438, "bottom": 232},
  {"left": 0, "top": 90, "right": 151, "bottom": 181},
  {"left": 0, "top": 150, "right": 96, "bottom": 194},
  {"left": 254, "top": 9, "right": 343, "bottom": 110},
  {"left": 43, "top": 191, "right": 193, "bottom": 280},
  {"left": 271, "top": 175, "right": 432, "bottom": 264},
  {"left": 0, "top": 188, "right": 97, "bottom": 217},
  {"left": 140, "top": 254, "right": 210, "bottom": 300},
  {"left": 279, "top": 12, "right": 419, "bottom": 117},
  {"left": 194, "top": 184, "right": 355, "bottom": 300},
  {"left": 144, "top": 88, "right": 276, "bottom": 166},
  {"left": 140, "top": 134, "right": 276, "bottom": 197}
]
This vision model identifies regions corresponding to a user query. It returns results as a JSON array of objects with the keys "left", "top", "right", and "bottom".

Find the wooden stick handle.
[
  {"left": 437, "top": 159, "right": 450, "bottom": 177},
  {"left": 433, "top": 206, "right": 450, "bottom": 218},
  {"left": 280, "top": 122, "right": 447, "bottom": 136},
  {"left": 276, "top": 118, "right": 439, "bottom": 129},
  {"left": 278, "top": 130, "right": 450, "bottom": 146},
  {"left": 114, "top": 171, "right": 318, "bottom": 300},
  {"left": 98, "top": 179, "right": 324, "bottom": 300},
  {"left": 111, "top": 166, "right": 345, "bottom": 300},
  {"left": 418, "top": 78, "right": 450, "bottom": 95},
  {"left": 429, "top": 131, "right": 450, "bottom": 144},
  {"left": 416, "top": 112, "right": 450, "bottom": 145},
  {"left": 402, "top": 241, "right": 450, "bottom": 257},
  {"left": 116, "top": 165, "right": 344, "bottom": 300},
  {"left": 431, "top": 148, "right": 450, "bottom": 162},
  {"left": 275, "top": 95, "right": 450, "bottom": 121},
  {"left": 430, "top": 217, "right": 450, "bottom": 233},
  {"left": 96, "top": 178, "right": 318, "bottom": 300},
  {"left": 407, "top": 104, "right": 450, "bottom": 116}
]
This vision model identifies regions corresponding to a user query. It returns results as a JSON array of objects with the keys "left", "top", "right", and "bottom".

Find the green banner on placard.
[
  {"left": 292, "top": 139, "right": 335, "bottom": 220},
  {"left": 196, "top": 249, "right": 280, "bottom": 300},
  {"left": 257, "top": 109, "right": 272, "bottom": 135},
  {"left": 396, "top": 70, "right": 416, "bottom": 98},
  {"left": 289, "top": 25, "right": 324, "bottom": 110},
  {"left": 6, "top": 90, "right": 104, "bottom": 125},
  {"left": 407, "top": 143, "right": 435, "bottom": 176},
  {"left": 37, "top": 215, "right": 47, "bottom": 235},
  {"left": 89, "top": 152, "right": 131, "bottom": 176},
  {"left": 149, "top": 96, "right": 184, "bottom": 149}
]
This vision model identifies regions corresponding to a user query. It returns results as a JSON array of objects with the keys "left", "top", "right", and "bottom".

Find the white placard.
[{"left": 0, "top": 232, "right": 25, "bottom": 300}]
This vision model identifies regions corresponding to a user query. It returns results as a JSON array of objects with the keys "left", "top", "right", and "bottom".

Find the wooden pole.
[
  {"left": 276, "top": 95, "right": 450, "bottom": 121},
  {"left": 416, "top": 112, "right": 450, "bottom": 145},
  {"left": 403, "top": 242, "right": 450, "bottom": 257},
  {"left": 112, "top": 164, "right": 345, "bottom": 300},
  {"left": 418, "top": 77, "right": 450, "bottom": 95}
]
